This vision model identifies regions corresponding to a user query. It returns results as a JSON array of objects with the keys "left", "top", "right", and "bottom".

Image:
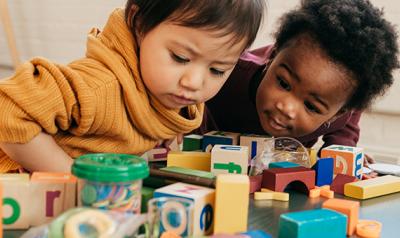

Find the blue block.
[
  {"left": 312, "top": 157, "right": 334, "bottom": 186},
  {"left": 202, "top": 134, "right": 233, "bottom": 152},
  {"left": 242, "top": 230, "right": 272, "bottom": 238},
  {"left": 278, "top": 209, "right": 347, "bottom": 238},
  {"left": 268, "top": 161, "right": 300, "bottom": 169}
]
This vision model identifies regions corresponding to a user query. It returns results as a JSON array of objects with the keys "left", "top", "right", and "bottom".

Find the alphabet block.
[
  {"left": 330, "top": 174, "right": 358, "bottom": 195},
  {"left": 239, "top": 134, "right": 271, "bottom": 162},
  {"left": 154, "top": 182, "right": 215, "bottom": 236},
  {"left": 312, "top": 158, "right": 334, "bottom": 186},
  {"left": 321, "top": 145, "right": 363, "bottom": 179},
  {"left": 211, "top": 145, "right": 248, "bottom": 175},
  {"left": 202, "top": 131, "right": 240, "bottom": 152},
  {"left": 278, "top": 209, "right": 347, "bottom": 238},
  {"left": 262, "top": 167, "right": 315, "bottom": 194},
  {"left": 29, "top": 172, "right": 77, "bottom": 226},
  {"left": 214, "top": 174, "right": 249, "bottom": 234},
  {"left": 167, "top": 151, "right": 211, "bottom": 171},
  {"left": 344, "top": 175, "right": 400, "bottom": 199},
  {"left": 1, "top": 173, "right": 30, "bottom": 229},
  {"left": 183, "top": 134, "right": 203, "bottom": 151},
  {"left": 322, "top": 198, "right": 360, "bottom": 235}
]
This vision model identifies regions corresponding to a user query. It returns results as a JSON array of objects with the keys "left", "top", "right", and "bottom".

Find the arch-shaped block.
[{"left": 262, "top": 167, "right": 315, "bottom": 194}]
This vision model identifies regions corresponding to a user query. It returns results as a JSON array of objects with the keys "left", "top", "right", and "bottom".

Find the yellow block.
[
  {"left": 308, "top": 148, "right": 317, "bottom": 167},
  {"left": 214, "top": 174, "right": 249, "bottom": 234},
  {"left": 255, "top": 191, "right": 289, "bottom": 201},
  {"left": 344, "top": 175, "right": 400, "bottom": 199},
  {"left": 167, "top": 151, "right": 211, "bottom": 171}
]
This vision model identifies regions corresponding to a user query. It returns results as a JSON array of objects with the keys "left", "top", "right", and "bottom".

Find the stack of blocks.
[
  {"left": 211, "top": 145, "right": 248, "bottom": 175},
  {"left": 1, "top": 172, "right": 76, "bottom": 229},
  {"left": 154, "top": 182, "right": 215, "bottom": 236},
  {"left": 321, "top": 145, "right": 363, "bottom": 179}
]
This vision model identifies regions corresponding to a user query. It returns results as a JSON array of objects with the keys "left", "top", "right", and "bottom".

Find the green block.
[
  {"left": 160, "top": 166, "right": 215, "bottom": 179},
  {"left": 183, "top": 134, "right": 203, "bottom": 151},
  {"left": 141, "top": 186, "right": 155, "bottom": 213}
]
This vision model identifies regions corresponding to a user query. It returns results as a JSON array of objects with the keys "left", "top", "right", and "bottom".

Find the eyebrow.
[
  {"left": 171, "top": 41, "right": 237, "bottom": 66},
  {"left": 280, "top": 63, "right": 329, "bottom": 110}
]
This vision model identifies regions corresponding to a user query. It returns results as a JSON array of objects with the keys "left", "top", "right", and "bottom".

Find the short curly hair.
[{"left": 274, "top": 0, "right": 399, "bottom": 110}]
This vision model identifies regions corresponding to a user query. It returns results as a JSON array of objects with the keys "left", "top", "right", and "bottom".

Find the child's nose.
[
  {"left": 179, "top": 70, "right": 204, "bottom": 91},
  {"left": 276, "top": 99, "right": 296, "bottom": 120}
]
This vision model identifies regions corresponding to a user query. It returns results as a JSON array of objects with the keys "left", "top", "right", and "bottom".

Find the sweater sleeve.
[
  {"left": 320, "top": 110, "right": 362, "bottom": 149},
  {"left": 0, "top": 57, "right": 97, "bottom": 143}
]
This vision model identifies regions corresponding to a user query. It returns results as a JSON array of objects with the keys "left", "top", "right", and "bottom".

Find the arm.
[{"left": 0, "top": 132, "right": 73, "bottom": 172}]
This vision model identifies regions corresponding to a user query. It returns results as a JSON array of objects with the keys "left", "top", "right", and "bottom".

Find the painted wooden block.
[
  {"left": 308, "top": 148, "right": 318, "bottom": 167},
  {"left": 242, "top": 230, "right": 273, "bottom": 238},
  {"left": 344, "top": 175, "right": 400, "bottom": 199},
  {"left": 183, "top": 134, "right": 203, "bottom": 151},
  {"left": 322, "top": 198, "right": 359, "bottom": 235},
  {"left": 154, "top": 182, "right": 215, "bottom": 235},
  {"left": 211, "top": 145, "right": 248, "bottom": 175},
  {"left": 202, "top": 131, "right": 240, "bottom": 152},
  {"left": 1, "top": 173, "right": 31, "bottom": 229},
  {"left": 167, "top": 151, "right": 211, "bottom": 172},
  {"left": 256, "top": 188, "right": 289, "bottom": 201},
  {"left": 141, "top": 187, "right": 155, "bottom": 213},
  {"left": 269, "top": 161, "right": 300, "bottom": 169},
  {"left": 249, "top": 175, "right": 263, "bottom": 194},
  {"left": 146, "top": 138, "right": 181, "bottom": 162},
  {"left": 312, "top": 158, "right": 334, "bottom": 186},
  {"left": 278, "top": 208, "right": 347, "bottom": 238},
  {"left": 160, "top": 166, "right": 215, "bottom": 179},
  {"left": 262, "top": 167, "right": 315, "bottom": 194},
  {"left": 29, "top": 172, "right": 77, "bottom": 226},
  {"left": 214, "top": 174, "right": 249, "bottom": 234},
  {"left": 309, "top": 185, "right": 334, "bottom": 199},
  {"left": 330, "top": 174, "right": 358, "bottom": 195},
  {"left": 239, "top": 134, "right": 271, "bottom": 161},
  {"left": 321, "top": 145, "right": 363, "bottom": 179}
]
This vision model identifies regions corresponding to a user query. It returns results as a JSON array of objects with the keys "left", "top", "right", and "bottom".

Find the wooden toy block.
[
  {"left": 308, "top": 188, "right": 320, "bottom": 198},
  {"left": 308, "top": 186, "right": 334, "bottom": 199},
  {"left": 211, "top": 145, "right": 248, "bottom": 175},
  {"left": 344, "top": 175, "right": 400, "bottom": 199},
  {"left": 307, "top": 148, "right": 317, "bottom": 167},
  {"left": 256, "top": 188, "right": 289, "bottom": 201},
  {"left": 183, "top": 134, "right": 203, "bottom": 151},
  {"left": 160, "top": 166, "right": 215, "bottom": 179},
  {"left": 167, "top": 151, "right": 211, "bottom": 171},
  {"left": 202, "top": 131, "right": 240, "bottom": 152},
  {"left": 356, "top": 220, "right": 382, "bottom": 238},
  {"left": 1, "top": 173, "right": 31, "bottom": 229},
  {"left": 312, "top": 158, "right": 334, "bottom": 186},
  {"left": 29, "top": 172, "right": 77, "bottom": 226},
  {"left": 269, "top": 161, "right": 300, "bottom": 169},
  {"left": 141, "top": 187, "right": 155, "bottom": 213},
  {"left": 249, "top": 175, "right": 262, "bottom": 194},
  {"left": 214, "top": 174, "right": 249, "bottom": 234},
  {"left": 239, "top": 134, "right": 271, "bottom": 161},
  {"left": 278, "top": 209, "right": 347, "bottom": 238},
  {"left": 241, "top": 230, "right": 273, "bottom": 238},
  {"left": 321, "top": 145, "right": 363, "bottom": 179},
  {"left": 154, "top": 182, "right": 215, "bottom": 235},
  {"left": 331, "top": 174, "right": 358, "bottom": 195},
  {"left": 322, "top": 198, "right": 360, "bottom": 235},
  {"left": 261, "top": 167, "right": 315, "bottom": 194},
  {"left": 146, "top": 145, "right": 170, "bottom": 161}
]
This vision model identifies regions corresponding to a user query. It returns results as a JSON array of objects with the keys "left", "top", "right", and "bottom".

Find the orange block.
[{"left": 322, "top": 198, "right": 360, "bottom": 236}]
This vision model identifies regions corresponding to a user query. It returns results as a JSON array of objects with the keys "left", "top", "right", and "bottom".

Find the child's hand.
[
  {"left": 364, "top": 153, "right": 375, "bottom": 167},
  {"left": 158, "top": 134, "right": 183, "bottom": 149}
]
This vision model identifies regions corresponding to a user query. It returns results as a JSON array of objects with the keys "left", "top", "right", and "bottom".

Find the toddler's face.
[
  {"left": 256, "top": 34, "right": 355, "bottom": 137},
  {"left": 138, "top": 21, "right": 245, "bottom": 109}
]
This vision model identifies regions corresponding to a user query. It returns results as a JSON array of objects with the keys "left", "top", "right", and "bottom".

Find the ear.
[
  {"left": 126, "top": 5, "right": 138, "bottom": 28},
  {"left": 126, "top": 5, "right": 144, "bottom": 46}
]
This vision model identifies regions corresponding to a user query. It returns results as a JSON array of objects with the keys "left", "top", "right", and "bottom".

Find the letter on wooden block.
[
  {"left": 278, "top": 209, "right": 347, "bottom": 238},
  {"left": 154, "top": 182, "right": 215, "bottom": 236},
  {"left": 312, "top": 158, "right": 334, "bottom": 186},
  {"left": 239, "top": 134, "right": 271, "bottom": 162},
  {"left": 322, "top": 198, "right": 359, "bottom": 235},
  {"left": 211, "top": 145, "right": 248, "bottom": 175},
  {"left": 344, "top": 175, "right": 400, "bottom": 199},
  {"left": 262, "top": 167, "right": 315, "bottom": 194},
  {"left": 321, "top": 145, "right": 363, "bottom": 179},
  {"left": 202, "top": 131, "right": 240, "bottom": 152},
  {"left": 214, "top": 174, "right": 249, "bottom": 234},
  {"left": 167, "top": 151, "right": 211, "bottom": 171}
]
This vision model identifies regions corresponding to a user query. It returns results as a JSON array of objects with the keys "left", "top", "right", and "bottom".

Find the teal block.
[
  {"left": 269, "top": 161, "right": 300, "bottom": 169},
  {"left": 278, "top": 209, "right": 347, "bottom": 238}
]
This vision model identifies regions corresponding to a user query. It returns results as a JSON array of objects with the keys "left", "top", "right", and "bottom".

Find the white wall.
[{"left": 1, "top": 0, "right": 399, "bottom": 161}]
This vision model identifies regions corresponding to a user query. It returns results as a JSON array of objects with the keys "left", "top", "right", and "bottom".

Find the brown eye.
[
  {"left": 210, "top": 68, "right": 225, "bottom": 77},
  {"left": 304, "top": 101, "right": 321, "bottom": 114},
  {"left": 171, "top": 53, "right": 189, "bottom": 64},
  {"left": 277, "top": 76, "right": 291, "bottom": 91}
]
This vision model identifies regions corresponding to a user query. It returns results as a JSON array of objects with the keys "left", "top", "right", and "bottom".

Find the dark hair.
[
  {"left": 274, "top": 0, "right": 399, "bottom": 110},
  {"left": 125, "top": 0, "right": 266, "bottom": 50}
]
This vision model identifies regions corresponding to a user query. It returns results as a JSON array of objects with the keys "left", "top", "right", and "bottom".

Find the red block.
[
  {"left": 262, "top": 167, "right": 315, "bottom": 194},
  {"left": 331, "top": 173, "right": 358, "bottom": 195},
  {"left": 249, "top": 175, "right": 263, "bottom": 193}
]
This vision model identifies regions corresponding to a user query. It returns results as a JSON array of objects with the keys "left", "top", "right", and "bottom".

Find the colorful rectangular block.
[
  {"left": 322, "top": 198, "right": 359, "bottom": 235},
  {"left": 313, "top": 158, "right": 334, "bottom": 186},
  {"left": 183, "top": 134, "right": 203, "bottom": 151},
  {"left": 167, "top": 151, "right": 211, "bottom": 171},
  {"left": 321, "top": 145, "right": 363, "bottom": 179},
  {"left": 344, "top": 175, "right": 400, "bottom": 199},
  {"left": 202, "top": 131, "right": 240, "bottom": 152},
  {"left": 239, "top": 134, "right": 271, "bottom": 161},
  {"left": 211, "top": 145, "right": 248, "bottom": 175}
]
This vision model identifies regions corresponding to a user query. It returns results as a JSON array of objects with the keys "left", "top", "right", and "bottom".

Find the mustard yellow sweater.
[{"left": 0, "top": 9, "right": 204, "bottom": 172}]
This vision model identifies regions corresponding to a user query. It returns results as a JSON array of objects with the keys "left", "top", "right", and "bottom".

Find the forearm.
[{"left": 0, "top": 132, "right": 73, "bottom": 172}]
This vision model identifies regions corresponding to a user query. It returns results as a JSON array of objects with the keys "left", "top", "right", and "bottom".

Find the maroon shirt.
[{"left": 197, "top": 45, "right": 361, "bottom": 150}]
